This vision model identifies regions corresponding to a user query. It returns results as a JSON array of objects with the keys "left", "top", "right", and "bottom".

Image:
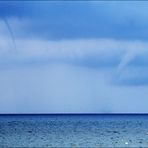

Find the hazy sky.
[{"left": 0, "top": 1, "right": 148, "bottom": 113}]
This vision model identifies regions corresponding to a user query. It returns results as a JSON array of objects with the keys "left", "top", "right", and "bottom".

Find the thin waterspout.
[{"left": 2, "top": 17, "right": 17, "bottom": 52}]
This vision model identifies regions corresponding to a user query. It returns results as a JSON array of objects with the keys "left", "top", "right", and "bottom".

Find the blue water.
[{"left": 0, "top": 114, "right": 148, "bottom": 147}]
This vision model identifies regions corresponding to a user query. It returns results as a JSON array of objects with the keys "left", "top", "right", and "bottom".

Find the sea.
[{"left": 0, "top": 114, "right": 148, "bottom": 147}]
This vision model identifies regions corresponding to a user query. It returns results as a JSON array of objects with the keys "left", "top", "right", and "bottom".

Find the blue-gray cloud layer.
[
  {"left": 0, "top": 1, "right": 148, "bottom": 113},
  {"left": 1, "top": 1, "right": 148, "bottom": 40}
]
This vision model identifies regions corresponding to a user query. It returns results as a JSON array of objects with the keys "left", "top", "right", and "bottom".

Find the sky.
[{"left": 0, "top": 1, "right": 148, "bottom": 113}]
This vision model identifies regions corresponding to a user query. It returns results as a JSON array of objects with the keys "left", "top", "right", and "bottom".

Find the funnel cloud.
[{"left": 2, "top": 17, "right": 17, "bottom": 52}]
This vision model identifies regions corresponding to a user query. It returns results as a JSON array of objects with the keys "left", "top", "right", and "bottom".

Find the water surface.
[{"left": 0, "top": 114, "right": 148, "bottom": 147}]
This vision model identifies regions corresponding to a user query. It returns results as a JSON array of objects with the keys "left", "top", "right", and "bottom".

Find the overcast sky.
[{"left": 0, "top": 1, "right": 148, "bottom": 113}]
